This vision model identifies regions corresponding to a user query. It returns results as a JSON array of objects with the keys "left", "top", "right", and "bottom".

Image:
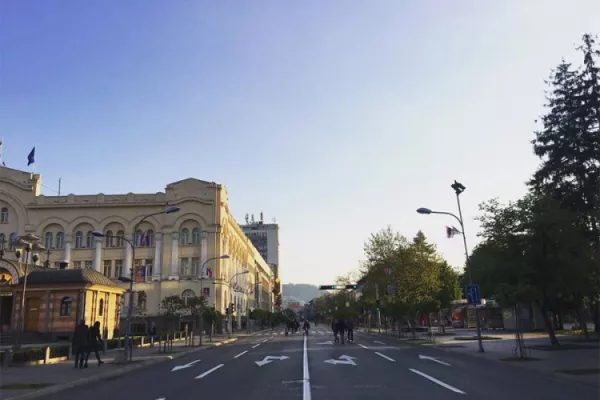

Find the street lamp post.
[
  {"left": 367, "top": 258, "right": 383, "bottom": 332},
  {"left": 213, "top": 270, "right": 250, "bottom": 339},
  {"left": 416, "top": 180, "right": 485, "bottom": 353},
  {"left": 93, "top": 206, "right": 180, "bottom": 362},
  {"left": 198, "top": 255, "right": 229, "bottom": 345},
  {"left": 14, "top": 234, "right": 43, "bottom": 349}
]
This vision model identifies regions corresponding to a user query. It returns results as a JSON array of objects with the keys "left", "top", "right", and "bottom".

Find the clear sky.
[{"left": 1, "top": 1, "right": 598, "bottom": 285}]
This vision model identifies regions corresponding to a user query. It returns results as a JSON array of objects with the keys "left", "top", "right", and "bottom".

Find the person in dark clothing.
[
  {"left": 303, "top": 320, "right": 310, "bottom": 335},
  {"left": 331, "top": 318, "right": 339, "bottom": 343},
  {"left": 346, "top": 319, "right": 355, "bottom": 342},
  {"left": 335, "top": 319, "right": 347, "bottom": 344},
  {"left": 86, "top": 321, "right": 104, "bottom": 366},
  {"left": 72, "top": 320, "right": 89, "bottom": 369},
  {"left": 293, "top": 319, "right": 300, "bottom": 334}
]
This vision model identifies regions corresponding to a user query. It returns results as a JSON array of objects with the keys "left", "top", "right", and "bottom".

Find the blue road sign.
[{"left": 466, "top": 284, "right": 481, "bottom": 305}]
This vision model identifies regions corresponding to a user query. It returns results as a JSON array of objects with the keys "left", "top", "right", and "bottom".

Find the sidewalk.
[
  {"left": 0, "top": 330, "right": 263, "bottom": 400},
  {"left": 361, "top": 328, "right": 600, "bottom": 387}
]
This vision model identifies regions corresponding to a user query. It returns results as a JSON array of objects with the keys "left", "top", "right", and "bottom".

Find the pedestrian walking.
[
  {"left": 72, "top": 320, "right": 89, "bottom": 369},
  {"left": 86, "top": 321, "right": 104, "bottom": 366}
]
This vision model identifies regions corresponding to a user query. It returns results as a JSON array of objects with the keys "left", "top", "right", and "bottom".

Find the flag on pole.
[
  {"left": 446, "top": 226, "right": 461, "bottom": 238},
  {"left": 27, "top": 147, "right": 36, "bottom": 166}
]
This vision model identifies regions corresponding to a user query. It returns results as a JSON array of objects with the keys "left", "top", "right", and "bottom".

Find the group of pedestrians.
[
  {"left": 331, "top": 318, "right": 354, "bottom": 344},
  {"left": 72, "top": 319, "right": 105, "bottom": 369}
]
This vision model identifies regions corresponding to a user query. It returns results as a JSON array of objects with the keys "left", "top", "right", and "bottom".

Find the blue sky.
[{"left": 1, "top": 1, "right": 598, "bottom": 285}]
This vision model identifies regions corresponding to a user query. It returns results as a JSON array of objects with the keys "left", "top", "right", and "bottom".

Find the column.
[
  {"left": 169, "top": 232, "right": 179, "bottom": 280},
  {"left": 93, "top": 237, "right": 102, "bottom": 272},
  {"left": 63, "top": 235, "right": 72, "bottom": 265},
  {"left": 153, "top": 233, "right": 162, "bottom": 281},
  {"left": 124, "top": 236, "right": 133, "bottom": 278},
  {"left": 200, "top": 233, "right": 207, "bottom": 277}
]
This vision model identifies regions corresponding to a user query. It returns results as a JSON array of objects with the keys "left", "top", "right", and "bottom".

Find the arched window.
[
  {"left": 146, "top": 230, "right": 154, "bottom": 247},
  {"left": 44, "top": 232, "right": 53, "bottom": 249},
  {"left": 116, "top": 230, "right": 124, "bottom": 247},
  {"left": 60, "top": 297, "right": 73, "bottom": 316},
  {"left": 56, "top": 232, "right": 64, "bottom": 249},
  {"left": 135, "top": 229, "right": 143, "bottom": 246},
  {"left": 75, "top": 231, "right": 83, "bottom": 248},
  {"left": 0, "top": 207, "right": 8, "bottom": 223},
  {"left": 181, "top": 289, "right": 196, "bottom": 306},
  {"left": 86, "top": 231, "right": 94, "bottom": 248},
  {"left": 180, "top": 228, "right": 189, "bottom": 245},
  {"left": 191, "top": 228, "right": 201, "bottom": 245},
  {"left": 8, "top": 232, "right": 17, "bottom": 250},
  {"left": 105, "top": 230, "right": 113, "bottom": 247},
  {"left": 98, "top": 299, "right": 104, "bottom": 317}
]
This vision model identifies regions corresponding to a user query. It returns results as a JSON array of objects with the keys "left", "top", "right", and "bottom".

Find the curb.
[{"left": 2, "top": 338, "right": 239, "bottom": 400}]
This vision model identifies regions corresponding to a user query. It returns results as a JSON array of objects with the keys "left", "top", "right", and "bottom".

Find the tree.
[
  {"left": 529, "top": 34, "right": 600, "bottom": 334},
  {"left": 160, "top": 295, "right": 183, "bottom": 317},
  {"left": 475, "top": 193, "right": 593, "bottom": 345}
]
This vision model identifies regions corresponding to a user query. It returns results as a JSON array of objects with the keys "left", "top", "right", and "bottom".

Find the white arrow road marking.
[
  {"left": 419, "top": 355, "right": 451, "bottom": 366},
  {"left": 156, "top": 398, "right": 166, "bottom": 400},
  {"left": 234, "top": 350, "right": 248, "bottom": 359},
  {"left": 374, "top": 340, "right": 385, "bottom": 345},
  {"left": 316, "top": 341, "right": 333, "bottom": 345},
  {"left": 409, "top": 369, "right": 466, "bottom": 394},
  {"left": 375, "top": 352, "right": 395, "bottom": 362},
  {"left": 255, "top": 355, "right": 290, "bottom": 367},
  {"left": 324, "top": 355, "right": 357, "bottom": 366},
  {"left": 194, "top": 364, "right": 224, "bottom": 379},
  {"left": 358, "top": 344, "right": 369, "bottom": 349},
  {"left": 171, "top": 359, "right": 201, "bottom": 371}
]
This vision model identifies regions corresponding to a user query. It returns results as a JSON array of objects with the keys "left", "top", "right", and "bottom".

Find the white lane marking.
[
  {"left": 375, "top": 352, "right": 396, "bottom": 362},
  {"left": 303, "top": 332, "right": 312, "bottom": 400},
  {"left": 409, "top": 368, "right": 467, "bottom": 394},
  {"left": 234, "top": 350, "right": 248, "bottom": 359},
  {"left": 194, "top": 364, "right": 224, "bottom": 379},
  {"left": 358, "top": 344, "right": 369, "bottom": 349},
  {"left": 252, "top": 343, "right": 261, "bottom": 348},
  {"left": 374, "top": 340, "right": 385, "bottom": 345},
  {"left": 262, "top": 338, "right": 270, "bottom": 343},
  {"left": 419, "top": 355, "right": 451, "bottom": 366}
]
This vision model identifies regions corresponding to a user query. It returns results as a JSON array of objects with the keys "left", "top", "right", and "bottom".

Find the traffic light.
[
  {"left": 231, "top": 303, "right": 236, "bottom": 313},
  {"left": 345, "top": 284, "right": 358, "bottom": 290},
  {"left": 225, "top": 306, "right": 230, "bottom": 315},
  {"left": 319, "top": 285, "right": 338, "bottom": 290},
  {"left": 375, "top": 299, "right": 381, "bottom": 311}
]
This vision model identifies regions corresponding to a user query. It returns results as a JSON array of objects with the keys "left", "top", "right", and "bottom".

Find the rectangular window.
[
  {"left": 84, "top": 260, "right": 93, "bottom": 269},
  {"left": 115, "top": 260, "right": 123, "bottom": 278},
  {"left": 191, "top": 257, "right": 200, "bottom": 276},
  {"left": 179, "top": 257, "right": 189, "bottom": 276},
  {"left": 145, "top": 259, "right": 153, "bottom": 280},
  {"left": 74, "top": 261, "right": 82, "bottom": 269},
  {"left": 103, "top": 260, "right": 112, "bottom": 277}
]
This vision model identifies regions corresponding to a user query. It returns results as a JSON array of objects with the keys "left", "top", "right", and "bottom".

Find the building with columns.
[{"left": 0, "top": 167, "right": 274, "bottom": 331}]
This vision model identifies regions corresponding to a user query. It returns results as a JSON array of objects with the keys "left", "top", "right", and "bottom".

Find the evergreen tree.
[{"left": 530, "top": 34, "right": 600, "bottom": 250}]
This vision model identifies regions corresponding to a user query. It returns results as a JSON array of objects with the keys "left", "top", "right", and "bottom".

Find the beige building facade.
[{"left": 0, "top": 167, "right": 274, "bottom": 325}]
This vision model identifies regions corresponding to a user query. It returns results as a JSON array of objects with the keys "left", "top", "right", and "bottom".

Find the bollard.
[{"left": 44, "top": 346, "right": 51, "bottom": 364}]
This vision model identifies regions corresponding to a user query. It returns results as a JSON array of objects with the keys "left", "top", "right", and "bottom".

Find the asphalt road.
[{"left": 39, "top": 327, "right": 599, "bottom": 400}]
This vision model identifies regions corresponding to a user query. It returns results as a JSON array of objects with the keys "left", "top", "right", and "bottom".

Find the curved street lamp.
[
  {"left": 416, "top": 180, "right": 485, "bottom": 353},
  {"left": 92, "top": 206, "right": 180, "bottom": 362}
]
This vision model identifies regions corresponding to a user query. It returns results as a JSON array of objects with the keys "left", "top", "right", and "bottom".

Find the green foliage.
[{"left": 360, "top": 228, "right": 461, "bottom": 321}]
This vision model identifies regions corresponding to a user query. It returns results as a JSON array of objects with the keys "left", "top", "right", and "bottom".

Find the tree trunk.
[
  {"left": 537, "top": 301, "right": 560, "bottom": 346},
  {"left": 574, "top": 305, "right": 590, "bottom": 340},
  {"left": 592, "top": 300, "right": 600, "bottom": 338}
]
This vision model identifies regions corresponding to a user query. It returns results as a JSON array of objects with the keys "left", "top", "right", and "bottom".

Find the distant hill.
[{"left": 282, "top": 283, "right": 320, "bottom": 303}]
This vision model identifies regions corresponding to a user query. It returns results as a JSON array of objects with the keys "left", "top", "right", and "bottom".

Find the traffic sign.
[{"left": 465, "top": 284, "right": 481, "bottom": 305}]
